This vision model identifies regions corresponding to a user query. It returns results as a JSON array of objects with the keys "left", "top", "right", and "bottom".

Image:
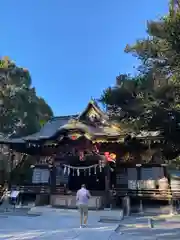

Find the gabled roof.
[
  {"left": 0, "top": 100, "right": 125, "bottom": 143},
  {"left": 23, "top": 115, "right": 78, "bottom": 141},
  {"left": 78, "top": 100, "right": 109, "bottom": 121}
]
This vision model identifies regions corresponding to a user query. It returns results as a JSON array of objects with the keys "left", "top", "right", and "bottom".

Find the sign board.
[
  {"left": 128, "top": 168, "right": 137, "bottom": 180},
  {"left": 138, "top": 167, "right": 164, "bottom": 189},
  {"left": 171, "top": 179, "right": 180, "bottom": 191},
  {"left": 116, "top": 167, "right": 164, "bottom": 189},
  {"left": 137, "top": 180, "right": 156, "bottom": 189},
  {"left": 116, "top": 168, "right": 137, "bottom": 188},
  {"left": 128, "top": 180, "right": 137, "bottom": 189},
  {"left": 116, "top": 168, "right": 128, "bottom": 186},
  {"left": 127, "top": 168, "right": 137, "bottom": 189},
  {"left": 32, "top": 168, "right": 50, "bottom": 184}
]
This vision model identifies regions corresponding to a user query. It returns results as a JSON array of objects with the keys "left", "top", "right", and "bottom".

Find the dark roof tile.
[{"left": 23, "top": 115, "right": 78, "bottom": 141}]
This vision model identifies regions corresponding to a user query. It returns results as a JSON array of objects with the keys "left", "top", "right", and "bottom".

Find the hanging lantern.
[
  {"left": 104, "top": 152, "right": 116, "bottom": 163},
  {"left": 110, "top": 153, "right": 116, "bottom": 160},
  {"left": 104, "top": 152, "right": 109, "bottom": 156}
]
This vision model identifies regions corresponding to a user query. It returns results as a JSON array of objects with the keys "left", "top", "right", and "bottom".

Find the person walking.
[
  {"left": 0, "top": 188, "right": 10, "bottom": 212},
  {"left": 76, "top": 184, "right": 91, "bottom": 228}
]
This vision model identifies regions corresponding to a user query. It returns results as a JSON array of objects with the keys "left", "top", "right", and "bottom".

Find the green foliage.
[
  {"left": 11, "top": 155, "right": 36, "bottom": 185},
  {"left": 37, "top": 97, "right": 53, "bottom": 126},
  {"left": 0, "top": 56, "right": 53, "bottom": 136},
  {"left": 100, "top": 1, "right": 180, "bottom": 159},
  {"left": 100, "top": 74, "right": 155, "bottom": 130}
]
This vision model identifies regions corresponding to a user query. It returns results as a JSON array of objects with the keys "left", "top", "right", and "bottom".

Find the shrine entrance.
[
  {"left": 65, "top": 164, "right": 106, "bottom": 191},
  {"left": 68, "top": 169, "right": 105, "bottom": 191}
]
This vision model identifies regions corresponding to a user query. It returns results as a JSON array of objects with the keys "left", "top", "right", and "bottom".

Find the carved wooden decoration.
[
  {"left": 123, "top": 153, "right": 135, "bottom": 162},
  {"left": 67, "top": 133, "right": 82, "bottom": 140},
  {"left": 151, "top": 151, "right": 164, "bottom": 164},
  {"left": 140, "top": 149, "right": 157, "bottom": 163},
  {"left": 87, "top": 107, "right": 101, "bottom": 120},
  {"left": 86, "top": 107, "right": 102, "bottom": 127}
]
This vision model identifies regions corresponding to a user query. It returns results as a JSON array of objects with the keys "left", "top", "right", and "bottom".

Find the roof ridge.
[
  {"left": 77, "top": 100, "right": 108, "bottom": 119},
  {"left": 50, "top": 115, "right": 78, "bottom": 121},
  {"left": 92, "top": 101, "right": 108, "bottom": 116}
]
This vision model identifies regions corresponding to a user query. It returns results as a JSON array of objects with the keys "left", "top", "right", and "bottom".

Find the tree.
[
  {"left": 100, "top": 74, "right": 154, "bottom": 131},
  {"left": 100, "top": 1, "right": 180, "bottom": 159},
  {"left": 0, "top": 56, "right": 53, "bottom": 136},
  {"left": 37, "top": 97, "right": 53, "bottom": 127}
]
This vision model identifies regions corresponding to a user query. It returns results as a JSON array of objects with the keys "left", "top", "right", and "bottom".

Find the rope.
[{"left": 63, "top": 164, "right": 99, "bottom": 170}]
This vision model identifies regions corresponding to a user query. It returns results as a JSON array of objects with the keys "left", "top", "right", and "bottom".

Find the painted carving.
[{"left": 67, "top": 133, "right": 82, "bottom": 140}]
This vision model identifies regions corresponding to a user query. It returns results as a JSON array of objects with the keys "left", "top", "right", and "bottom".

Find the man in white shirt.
[{"left": 76, "top": 184, "right": 91, "bottom": 228}]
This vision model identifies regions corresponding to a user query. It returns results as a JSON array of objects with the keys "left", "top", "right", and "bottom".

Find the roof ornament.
[
  {"left": 90, "top": 97, "right": 100, "bottom": 107},
  {"left": 90, "top": 97, "right": 94, "bottom": 104}
]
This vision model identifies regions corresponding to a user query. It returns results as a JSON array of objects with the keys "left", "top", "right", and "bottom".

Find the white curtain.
[
  {"left": 139, "top": 167, "right": 164, "bottom": 189},
  {"left": 128, "top": 168, "right": 137, "bottom": 189}
]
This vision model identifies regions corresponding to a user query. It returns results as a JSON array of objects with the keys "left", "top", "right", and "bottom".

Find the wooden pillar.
[
  {"left": 50, "top": 164, "right": 56, "bottom": 194},
  {"left": 105, "top": 163, "right": 111, "bottom": 207},
  {"left": 123, "top": 195, "right": 131, "bottom": 216},
  {"left": 136, "top": 164, "right": 141, "bottom": 192},
  {"left": 136, "top": 164, "right": 143, "bottom": 213},
  {"left": 8, "top": 149, "right": 14, "bottom": 189},
  {"left": 163, "top": 164, "right": 174, "bottom": 213}
]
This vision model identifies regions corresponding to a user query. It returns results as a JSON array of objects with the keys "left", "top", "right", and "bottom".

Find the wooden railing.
[
  {"left": 50, "top": 195, "right": 103, "bottom": 209},
  {"left": 9, "top": 185, "right": 180, "bottom": 201},
  {"left": 14, "top": 185, "right": 50, "bottom": 194},
  {"left": 115, "top": 188, "right": 180, "bottom": 200},
  {"left": 52, "top": 186, "right": 64, "bottom": 194}
]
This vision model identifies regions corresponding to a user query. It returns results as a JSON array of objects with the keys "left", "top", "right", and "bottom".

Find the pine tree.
[{"left": 100, "top": 1, "right": 180, "bottom": 159}]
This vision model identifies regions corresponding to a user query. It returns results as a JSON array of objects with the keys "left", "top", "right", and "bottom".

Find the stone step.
[{"left": 99, "top": 210, "right": 124, "bottom": 223}]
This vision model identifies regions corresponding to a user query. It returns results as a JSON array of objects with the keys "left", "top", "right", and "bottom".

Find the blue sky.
[{"left": 1, "top": 0, "right": 168, "bottom": 116}]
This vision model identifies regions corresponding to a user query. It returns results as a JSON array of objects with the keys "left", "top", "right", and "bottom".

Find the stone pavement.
[
  {"left": 0, "top": 207, "right": 119, "bottom": 240},
  {"left": 113, "top": 214, "right": 180, "bottom": 240},
  {"left": 0, "top": 207, "right": 180, "bottom": 239}
]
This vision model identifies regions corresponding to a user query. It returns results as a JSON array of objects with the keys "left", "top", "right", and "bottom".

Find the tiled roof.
[
  {"left": 23, "top": 115, "right": 78, "bottom": 141},
  {"left": 0, "top": 101, "right": 124, "bottom": 143}
]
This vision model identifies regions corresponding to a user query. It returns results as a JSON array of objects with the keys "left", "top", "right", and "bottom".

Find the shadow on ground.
[{"left": 113, "top": 218, "right": 180, "bottom": 240}]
